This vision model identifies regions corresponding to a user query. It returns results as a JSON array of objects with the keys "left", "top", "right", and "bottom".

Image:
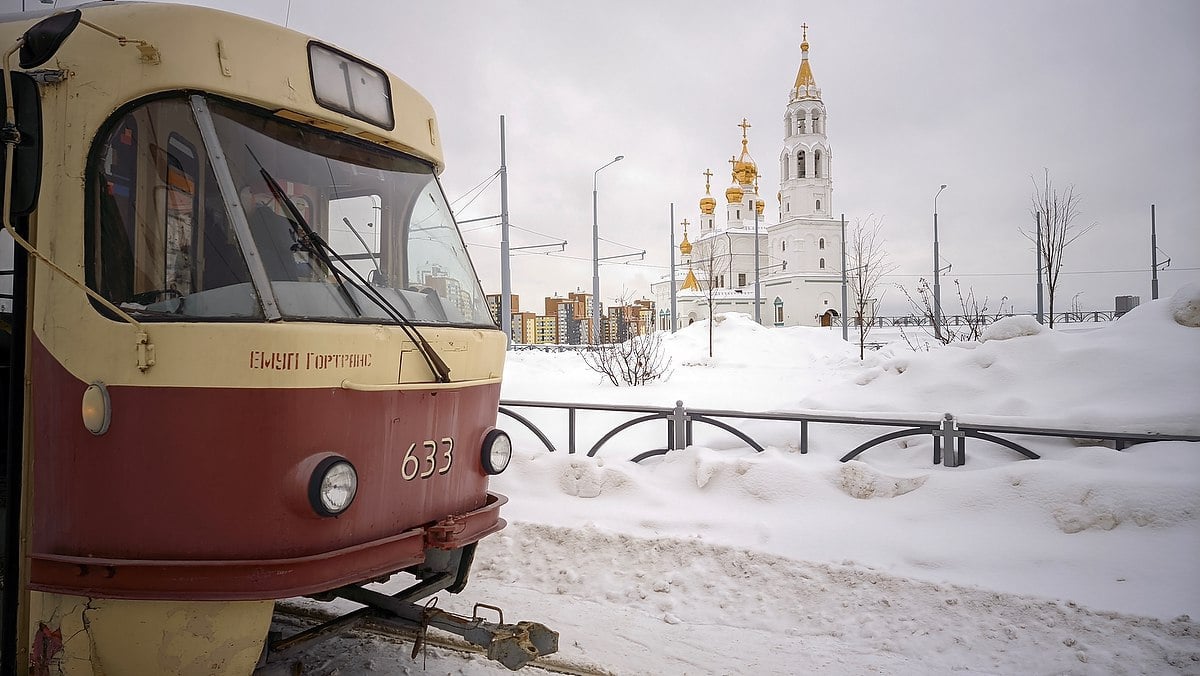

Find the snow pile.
[
  {"left": 981, "top": 314, "right": 1046, "bottom": 341},
  {"left": 303, "top": 295, "right": 1200, "bottom": 674},
  {"left": 1168, "top": 281, "right": 1200, "bottom": 327}
]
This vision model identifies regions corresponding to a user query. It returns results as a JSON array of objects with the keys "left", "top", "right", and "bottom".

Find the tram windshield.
[{"left": 86, "top": 95, "right": 494, "bottom": 326}]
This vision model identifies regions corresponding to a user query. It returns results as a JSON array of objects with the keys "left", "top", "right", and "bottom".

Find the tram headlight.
[
  {"left": 82, "top": 382, "right": 111, "bottom": 435},
  {"left": 308, "top": 456, "right": 358, "bottom": 517},
  {"left": 481, "top": 429, "right": 512, "bottom": 475}
]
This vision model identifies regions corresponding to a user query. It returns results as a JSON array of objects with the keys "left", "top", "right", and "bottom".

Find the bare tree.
[
  {"left": 1027, "top": 169, "right": 1095, "bottom": 327},
  {"left": 897, "top": 278, "right": 1012, "bottom": 347},
  {"left": 847, "top": 216, "right": 896, "bottom": 359},
  {"left": 693, "top": 236, "right": 731, "bottom": 358},
  {"left": 580, "top": 331, "right": 672, "bottom": 386}
]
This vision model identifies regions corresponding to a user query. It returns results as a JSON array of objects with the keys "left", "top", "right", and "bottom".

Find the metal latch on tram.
[{"left": 135, "top": 331, "right": 155, "bottom": 371}]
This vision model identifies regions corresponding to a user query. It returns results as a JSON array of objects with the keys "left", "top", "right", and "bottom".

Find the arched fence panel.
[{"left": 498, "top": 399, "right": 1199, "bottom": 466}]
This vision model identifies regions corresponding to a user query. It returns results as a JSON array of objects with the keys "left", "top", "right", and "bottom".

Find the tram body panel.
[
  {"left": 29, "top": 334, "right": 505, "bottom": 600},
  {"left": 30, "top": 594, "right": 273, "bottom": 676}
]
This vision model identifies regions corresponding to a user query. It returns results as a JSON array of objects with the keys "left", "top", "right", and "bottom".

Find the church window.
[
  {"left": 819, "top": 257, "right": 826, "bottom": 269},
  {"left": 812, "top": 110, "right": 821, "bottom": 134},
  {"left": 797, "top": 151, "right": 806, "bottom": 178},
  {"left": 782, "top": 157, "right": 789, "bottom": 181},
  {"left": 798, "top": 116, "right": 806, "bottom": 134},
  {"left": 782, "top": 240, "right": 787, "bottom": 252},
  {"left": 819, "top": 237, "right": 825, "bottom": 249},
  {"left": 736, "top": 209, "right": 741, "bottom": 219},
  {"left": 774, "top": 300, "right": 784, "bottom": 325},
  {"left": 816, "top": 199, "right": 821, "bottom": 211},
  {"left": 738, "top": 273, "right": 746, "bottom": 287},
  {"left": 814, "top": 149, "right": 822, "bottom": 178}
]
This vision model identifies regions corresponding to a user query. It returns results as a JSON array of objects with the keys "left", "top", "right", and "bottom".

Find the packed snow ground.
[{"left": 301, "top": 286, "right": 1200, "bottom": 675}]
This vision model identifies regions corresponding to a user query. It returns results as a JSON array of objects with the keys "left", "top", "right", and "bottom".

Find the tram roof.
[{"left": 0, "top": 1, "right": 446, "bottom": 171}]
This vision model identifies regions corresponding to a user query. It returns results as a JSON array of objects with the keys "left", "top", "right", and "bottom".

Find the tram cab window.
[
  {"left": 87, "top": 94, "right": 494, "bottom": 327},
  {"left": 89, "top": 98, "right": 257, "bottom": 318}
]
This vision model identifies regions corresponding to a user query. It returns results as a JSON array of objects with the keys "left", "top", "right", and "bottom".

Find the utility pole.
[
  {"left": 933, "top": 184, "right": 946, "bottom": 340},
  {"left": 754, "top": 202, "right": 761, "bottom": 324},
  {"left": 1151, "top": 204, "right": 1159, "bottom": 300},
  {"left": 669, "top": 203, "right": 677, "bottom": 332},
  {"left": 499, "top": 115, "right": 511, "bottom": 345},
  {"left": 840, "top": 213, "right": 848, "bottom": 341}
]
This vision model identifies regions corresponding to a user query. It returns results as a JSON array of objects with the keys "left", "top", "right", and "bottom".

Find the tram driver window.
[{"left": 88, "top": 97, "right": 258, "bottom": 319}]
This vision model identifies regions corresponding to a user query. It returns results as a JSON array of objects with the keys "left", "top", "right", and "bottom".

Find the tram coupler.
[{"left": 337, "top": 586, "right": 559, "bottom": 670}]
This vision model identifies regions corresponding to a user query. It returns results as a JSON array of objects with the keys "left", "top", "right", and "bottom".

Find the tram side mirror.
[
  {"left": 0, "top": 72, "right": 43, "bottom": 216},
  {"left": 19, "top": 9, "right": 82, "bottom": 69}
]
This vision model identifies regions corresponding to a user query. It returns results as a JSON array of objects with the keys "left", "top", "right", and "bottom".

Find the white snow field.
[{"left": 301, "top": 285, "right": 1200, "bottom": 675}]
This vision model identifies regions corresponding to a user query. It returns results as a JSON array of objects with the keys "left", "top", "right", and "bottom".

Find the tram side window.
[
  {"left": 88, "top": 98, "right": 259, "bottom": 319},
  {"left": 90, "top": 117, "right": 138, "bottom": 302}
]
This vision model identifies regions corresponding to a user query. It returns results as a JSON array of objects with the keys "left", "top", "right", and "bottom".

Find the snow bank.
[
  {"left": 1168, "top": 281, "right": 1200, "bottom": 327},
  {"left": 981, "top": 314, "right": 1046, "bottom": 341}
]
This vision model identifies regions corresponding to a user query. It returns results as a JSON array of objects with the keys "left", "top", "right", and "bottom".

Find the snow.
[{"left": 302, "top": 292, "right": 1200, "bottom": 674}]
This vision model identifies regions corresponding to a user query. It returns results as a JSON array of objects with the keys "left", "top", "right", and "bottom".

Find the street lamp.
[
  {"left": 933, "top": 183, "right": 947, "bottom": 340},
  {"left": 592, "top": 155, "right": 623, "bottom": 343}
]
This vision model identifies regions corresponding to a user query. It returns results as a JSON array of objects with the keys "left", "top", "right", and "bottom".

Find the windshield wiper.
[
  {"left": 248, "top": 152, "right": 452, "bottom": 383},
  {"left": 342, "top": 216, "right": 384, "bottom": 285}
]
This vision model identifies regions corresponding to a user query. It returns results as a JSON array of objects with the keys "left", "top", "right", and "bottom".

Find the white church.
[{"left": 652, "top": 27, "right": 846, "bottom": 330}]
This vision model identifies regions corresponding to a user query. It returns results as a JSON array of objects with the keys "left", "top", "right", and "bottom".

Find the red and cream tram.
[{"left": 0, "top": 3, "right": 549, "bottom": 673}]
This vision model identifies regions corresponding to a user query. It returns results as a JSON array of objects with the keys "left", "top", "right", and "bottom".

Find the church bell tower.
[{"left": 779, "top": 25, "right": 833, "bottom": 220}]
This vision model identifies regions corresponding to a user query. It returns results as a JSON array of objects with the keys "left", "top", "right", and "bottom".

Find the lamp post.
[
  {"left": 754, "top": 202, "right": 761, "bottom": 324},
  {"left": 592, "top": 155, "right": 623, "bottom": 343},
  {"left": 933, "top": 183, "right": 947, "bottom": 340}
]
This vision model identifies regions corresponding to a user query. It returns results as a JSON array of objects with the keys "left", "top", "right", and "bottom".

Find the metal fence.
[
  {"left": 498, "top": 399, "right": 1199, "bottom": 467},
  {"left": 833, "top": 311, "right": 1123, "bottom": 329}
]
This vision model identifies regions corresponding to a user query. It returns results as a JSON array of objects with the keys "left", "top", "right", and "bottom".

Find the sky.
[
  {"left": 7, "top": 0, "right": 1198, "bottom": 316},
  {"left": 288, "top": 287, "right": 1200, "bottom": 673}
]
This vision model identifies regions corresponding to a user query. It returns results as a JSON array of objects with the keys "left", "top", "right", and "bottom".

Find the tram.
[{"left": 0, "top": 3, "right": 551, "bottom": 673}]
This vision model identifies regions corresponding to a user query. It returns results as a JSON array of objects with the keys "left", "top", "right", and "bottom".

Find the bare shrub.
[{"left": 581, "top": 331, "right": 672, "bottom": 386}]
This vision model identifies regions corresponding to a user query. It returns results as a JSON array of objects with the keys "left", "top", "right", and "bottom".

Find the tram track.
[{"left": 272, "top": 602, "right": 614, "bottom": 676}]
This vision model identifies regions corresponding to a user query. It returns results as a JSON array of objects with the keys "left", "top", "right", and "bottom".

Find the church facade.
[{"left": 652, "top": 28, "right": 846, "bottom": 330}]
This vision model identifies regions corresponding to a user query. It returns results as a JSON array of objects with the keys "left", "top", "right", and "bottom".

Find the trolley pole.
[
  {"left": 499, "top": 115, "right": 511, "bottom": 346},
  {"left": 669, "top": 203, "right": 677, "bottom": 333},
  {"left": 1151, "top": 204, "right": 1159, "bottom": 300},
  {"left": 841, "top": 213, "right": 848, "bottom": 341}
]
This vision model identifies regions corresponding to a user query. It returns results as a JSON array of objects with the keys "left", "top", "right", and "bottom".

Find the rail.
[
  {"left": 833, "top": 311, "right": 1125, "bottom": 329},
  {"left": 498, "top": 399, "right": 1200, "bottom": 467}
]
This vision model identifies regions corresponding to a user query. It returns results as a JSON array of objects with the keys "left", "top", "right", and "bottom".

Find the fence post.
[
  {"left": 936, "top": 413, "right": 966, "bottom": 467},
  {"left": 800, "top": 420, "right": 808, "bottom": 454},
  {"left": 568, "top": 407, "right": 576, "bottom": 454},
  {"left": 669, "top": 400, "right": 688, "bottom": 451}
]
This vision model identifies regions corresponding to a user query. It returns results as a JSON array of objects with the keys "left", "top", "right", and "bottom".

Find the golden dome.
[
  {"left": 756, "top": 199, "right": 765, "bottom": 215},
  {"left": 679, "top": 220, "right": 693, "bottom": 256},
  {"left": 681, "top": 267, "right": 700, "bottom": 292},
  {"left": 794, "top": 25, "right": 817, "bottom": 89},
  {"left": 726, "top": 184, "right": 744, "bottom": 203},
  {"left": 732, "top": 118, "right": 758, "bottom": 186},
  {"left": 700, "top": 168, "right": 716, "bottom": 214}
]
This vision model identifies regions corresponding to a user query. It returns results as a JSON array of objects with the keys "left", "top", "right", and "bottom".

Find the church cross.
[
  {"left": 802, "top": 23, "right": 808, "bottom": 42},
  {"left": 680, "top": 218, "right": 690, "bottom": 230},
  {"left": 739, "top": 118, "right": 752, "bottom": 139}
]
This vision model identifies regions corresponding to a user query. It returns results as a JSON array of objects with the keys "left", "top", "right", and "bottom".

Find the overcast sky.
[{"left": 11, "top": 0, "right": 1199, "bottom": 315}]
